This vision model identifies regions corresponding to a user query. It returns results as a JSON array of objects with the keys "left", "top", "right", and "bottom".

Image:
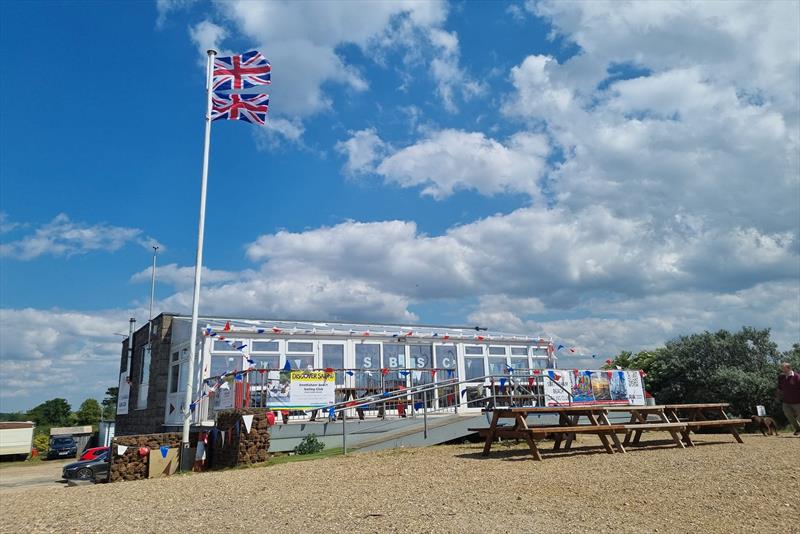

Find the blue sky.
[{"left": 1, "top": 0, "right": 798, "bottom": 412}]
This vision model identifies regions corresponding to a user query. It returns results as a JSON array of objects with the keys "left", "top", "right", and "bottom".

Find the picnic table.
[
  {"left": 663, "top": 403, "right": 748, "bottom": 446},
  {"left": 473, "top": 403, "right": 750, "bottom": 461}
]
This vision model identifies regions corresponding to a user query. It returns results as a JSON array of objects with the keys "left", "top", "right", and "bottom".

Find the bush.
[
  {"left": 294, "top": 434, "right": 325, "bottom": 455},
  {"left": 32, "top": 433, "right": 49, "bottom": 455}
]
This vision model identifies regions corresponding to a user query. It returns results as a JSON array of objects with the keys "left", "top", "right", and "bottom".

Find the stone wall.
[
  {"left": 115, "top": 314, "right": 174, "bottom": 435},
  {"left": 110, "top": 432, "right": 182, "bottom": 482},
  {"left": 212, "top": 409, "right": 271, "bottom": 469}
]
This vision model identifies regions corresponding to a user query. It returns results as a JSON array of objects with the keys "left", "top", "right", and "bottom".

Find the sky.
[{"left": 0, "top": 0, "right": 798, "bottom": 412}]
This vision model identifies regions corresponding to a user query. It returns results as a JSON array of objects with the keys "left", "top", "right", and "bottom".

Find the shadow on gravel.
[{"left": 455, "top": 438, "right": 741, "bottom": 461}]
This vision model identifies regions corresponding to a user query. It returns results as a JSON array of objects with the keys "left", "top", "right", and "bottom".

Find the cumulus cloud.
[
  {"left": 0, "top": 214, "right": 163, "bottom": 261},
  {"left": 338, "top": 128, "right": 550, "bottom": 199},
  {"left": 129, "top": 263, "right": 241, "bottom": 290},
  {"left": 0, "top": 307, "right": 136, "bottom": 412}
]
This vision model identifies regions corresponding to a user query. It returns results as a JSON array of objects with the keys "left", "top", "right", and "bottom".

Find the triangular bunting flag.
[
  {"left": 116, "top": 445, "right": 128, "bottom": 456},
  {"left": 242, "top": 414, "right": 254, "bottom": 434},
  {"left": 160, "top": 445, "right": 169, "bottom": 458},
  {"left": 169, "top": 403, "right": 175, "bottom": 414},
  {"left": 223, "top": 321, "right": 231, "bottom": 332}
]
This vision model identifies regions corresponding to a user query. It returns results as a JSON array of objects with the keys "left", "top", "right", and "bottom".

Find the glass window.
[
  {"left": 169, "top": 362, "right": 188, "bottom": 393},
  {"left": 435, "top": 345, "right": 458, "bottom": 370},
  {"left": 322, "top": 344, "right": 344, "bottom": 385},
  {"left": 169, "top": 364, "right": 179, "bottom": 393},
  {"left": 250, "top": 355, "right": 279, "bottom": 371},
  {"left": 210, "top": 354, "right": 239, "bottom": 377},
  {"left": 383, "top": 344, "right": 406, "bottom": 389},
  {"left": 489, "top": 346, "right": 506, "bottom": 356},
  {"left": 287, "top": 342, "right": 313, "bottom": 352},
  {"left": 251, "top": 341, "right": 279, "bottom": 352},
  {"left": 510, "top": 347, "right": 528, "bottom": 356},
  {"left": 464, "top": 345, "right": 483, "bottom": 355},
  {"left": 532, "top": 358, "right": 549, "bottom": 369},
  {"left": 510, "top": 356, "right": 529, "bottom": 372},
  {"left": 355, "top": 343, "right": 380, "bottom": 389},
  {"left": 287, "top": 355, "right": 314, "bottom": 370},
  {"left": 171, "top": 351, "right": 179, "bottom": 362},
  {"left": 213, "top": 339, "right": 238, "bottom": 351},
  {"left": 488, "top": 356, "right": 507, "bottom": 376},
  {"left": 409, "top": 345, "right": 432, "bottom": 369},
  {"left": 464, "top": 357, "right": 485, "bottom": 381}
]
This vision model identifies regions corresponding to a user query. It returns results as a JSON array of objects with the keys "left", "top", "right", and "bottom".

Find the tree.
[
  {"left": 610, "top": 327, "right": 792, "bottom": 419},
  {"left": 76, "top": 399, "right": 102, "bottom": 426},
  {"left": 102, "top": 387, "right": 118, "bottom": 420},
  {"left": 27, "top": 398, "right": 72, "bottom": 427}
]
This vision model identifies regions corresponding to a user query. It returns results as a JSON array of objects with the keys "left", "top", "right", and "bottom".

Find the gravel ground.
[{"left": 1, "top": 434, "right": 797, "bottom": 534}]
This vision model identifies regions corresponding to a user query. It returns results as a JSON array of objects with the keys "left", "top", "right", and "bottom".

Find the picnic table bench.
[
  {"left": 474, "top": 403, "right": 749, "bottom": 461},
  {"left": 662, "top": 403, "right": 750, "bottom": 446}
]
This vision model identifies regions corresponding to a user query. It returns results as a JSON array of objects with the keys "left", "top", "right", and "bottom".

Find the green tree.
[
  {"left": 75, "top": 399, "right": 102, "bottom": 426},
  {"left": 610, "top": 327, "right": 792, "bottom": 420},
  {"left": 101, "top": 387, "right": 118, "bottom": 420},
  {"left": 32, "top": 433, "right": 49, "bottom": 455},
  {"left": 27, "top": 398, "right": 72, "bottom": 427}
]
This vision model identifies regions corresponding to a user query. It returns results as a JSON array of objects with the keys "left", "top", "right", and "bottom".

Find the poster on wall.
[
  {"left": 543, "top": 369, "right": 645, "bottom": 406},
  {"left": 266, "top": 370, "right": 335, "bottom": 410},
  {"left": 117, "top": 372, "right": 130, "bottom": 415}
]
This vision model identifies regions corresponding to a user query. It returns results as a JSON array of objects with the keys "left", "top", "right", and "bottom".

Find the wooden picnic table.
[
  {"left": 662, "top": 403, "right": 749, "bottom": 445},
  {"left": 474, "top": 403, "right": 747, "bottom": 461}
]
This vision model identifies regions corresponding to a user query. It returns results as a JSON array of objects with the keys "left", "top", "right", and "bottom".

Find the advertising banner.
[
  {"left": 117, "top": 372, "right": 130, "bottom": 415},
  {"left": 543, "top": 369, "right": 645, "bottom": 406},
  {"left": 266, "top": 370, "right": 335, "bottom": 410}
]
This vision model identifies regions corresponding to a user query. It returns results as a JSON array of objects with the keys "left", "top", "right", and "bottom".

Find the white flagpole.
[{"left": 182, "top": 48, "right": 218, "bottom": 453}]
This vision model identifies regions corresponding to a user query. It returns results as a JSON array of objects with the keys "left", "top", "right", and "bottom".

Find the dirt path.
[
  {"left": 0, "top": 459, "right": 73, "bottom": 493},
  {"left": 0, "top": 435, "right": 797, "bottom": 533}
]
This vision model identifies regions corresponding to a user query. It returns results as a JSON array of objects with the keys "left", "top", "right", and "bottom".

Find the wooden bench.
[
  {"left": 663, "top": 404, "right": 748, "bottom": 445},
  {"left": 469, "top": 425, "right": 627, "bottom": 436}
]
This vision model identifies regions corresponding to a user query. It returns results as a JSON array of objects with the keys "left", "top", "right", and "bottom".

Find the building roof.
[{"left": 170, "top": 315, "right": 552, "bottom": 345}]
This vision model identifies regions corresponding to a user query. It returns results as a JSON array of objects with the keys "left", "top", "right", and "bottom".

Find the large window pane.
[
  {"left": 465, "top": 357, "right": 485, "bottom": 381},
  {"left": 322, "top": 344, "right": 344, "bottom": 385},
  {"left": 287, "top": 342, "right": 313, "bottom": 352},
  {"left": 511, "top": 347, "right": 528, "bottom": 356},
  {"left": 251, "top": 355, "right": 279, "bottom": 371},
  {"left": 287, "top": 355, "right": 314, "bottom": 369},
  {"left": 464, "top": 345, "right": 483, "bottom": 355},
  {"left": 251, "top": 341, "right": 279, "bottom": 352},
  {"left": 210, "top": 354, "right": 238, "bottom": 377},
  {"left": 435, "top": 345, "right": 458, "bottom": 371},
  {"left": 488, "top": 357, "right": 507, "bottom": 376},
  {"left": 489, "top": 346, "right": 506, "bottom": 356},
  {"left": 383, "top": 344, "right": 406, "bottom": 389},
  {"left": 355, "top": 344, "right": 380, "bottom": 389}
]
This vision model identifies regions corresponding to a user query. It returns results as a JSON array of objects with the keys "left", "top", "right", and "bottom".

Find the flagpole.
[{"left": 182, "top": 48, "right": 218, "bottom": 455}]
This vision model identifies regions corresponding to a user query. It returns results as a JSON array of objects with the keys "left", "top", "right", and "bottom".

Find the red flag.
[
  {"left": 430, "top": 369, "right": 437, "bottom": 379},
  {"left": 476, "top": 335, "right": 485, "bottom": 341},
  {"left": 223, "top": 321, "right": 231, "bottom": 332},
  {"left": 324, "top": 367, "right": 334, "bottom": 373},
  {"left": 533, "top": 369, "right": 541, "bottom": 375},
  {"left": 272, "top": 327, "right": 282, "bottom": 333},
  {"left": 406, "top": 330, "right": 413, "bottom": 336},
  {"left": 381, "top": 368, "right": 389, "bottom": 376},
  {"left": 363, "top": 331, "right": 370, "bottom": 336},
  {"left": 527, "top": 377, "right": 535, "bottom": 386},
  {"left": 639, "top": 370, "right": 648, "bottom": 378},
  {"left": 443, "top": 335, "right": 450, "bottom": 340}
]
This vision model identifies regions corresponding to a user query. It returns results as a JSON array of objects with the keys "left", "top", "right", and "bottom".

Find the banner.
[
  {"left": 543, "top": 369, "right": 644, "bottom": 406},
  {"left": 117, "top": 372, "right": 130, "bottom": 415},
  {"left": 267, "top": 370, "right": 335, "bottom": 410}
]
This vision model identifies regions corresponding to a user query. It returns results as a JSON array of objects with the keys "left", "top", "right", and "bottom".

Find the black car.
[
  {"left": 47, "top": 436, "right": 78, "bottom": 460},
  {"left": 62, "top": 450, "right": 110, "bottom": 482}
]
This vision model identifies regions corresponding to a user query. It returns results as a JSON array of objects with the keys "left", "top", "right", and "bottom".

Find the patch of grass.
[{"left": 0, "top": 455, "right": 44, "bottom": 468}]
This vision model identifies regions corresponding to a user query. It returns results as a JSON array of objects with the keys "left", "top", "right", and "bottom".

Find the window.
[
  {"left": 213, "top": 339, "right": 239, "bottom": 352},
  {"left": 434, "top": 345, "right": 458, "bottom": 371},
  {"left": 488, "top": 346, "right": 507, "bottom": 376},
  {"left": 250, "top": 355, "right": 279, "bottom": 371},
  {"left": 510, "top": 347, "right": 528, "bottom": 356},
  {"left": 251, "top": 341, "right": 279, "bottom": 352},
  {"left": 287, "top": 341, "right": 315, "bottom": 370},
  {"left": 210, "top": 354, "right": 239, "bottom": 377},
  {"left": 169, "top": 357, "right": 188, "bottom": 394},
  {"left": 464, "top": 344, "right": 486, "bottom": 381},
  {"left": 383, "top": 344, "right": 406, "bottom": 388},
  {"left": 322, "top": 344, "right": 344, "bottom": 385},
  {"left": 355, "top": 343, "right": 380, "bottom": 389},
  {"left": 136, "top": 346, "right": 151, "bottom": 410},
  {"left": 287, "top": 342, "right": 313, "bottom": 352}
]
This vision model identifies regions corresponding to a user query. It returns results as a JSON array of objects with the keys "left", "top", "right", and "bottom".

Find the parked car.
[
  {"left": 62, "top": 450, "right": 109, "bottom": 482},
  {"left": 47, "top": 436, "right": 77, "bottom": 460},
  {"left": 79, "top": 446, "right": 109, "bottom": 461}
]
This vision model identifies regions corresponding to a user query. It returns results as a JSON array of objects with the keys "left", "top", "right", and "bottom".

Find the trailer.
[{"left": 0, "top": 422, "right": 35, "bottom": 460}]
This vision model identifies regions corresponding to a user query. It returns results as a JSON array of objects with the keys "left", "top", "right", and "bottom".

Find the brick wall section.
[
  {"left": 115, "top": 314, "right": 174, "bottom": 435},
  {"left": 212, "top": 409, "right": 271, "bottom": 469},
  {"left": 110, "top": 432, "right": 183, "bottom": 482}
]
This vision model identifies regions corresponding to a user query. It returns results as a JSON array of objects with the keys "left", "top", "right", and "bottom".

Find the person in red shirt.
[{"left": 777, "top": 362, "right": 800, "bottom": 436}]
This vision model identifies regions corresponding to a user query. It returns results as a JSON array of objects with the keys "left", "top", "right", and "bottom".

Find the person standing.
[{"left": 777, "top": 362, "right": 800, "bottom": 436}]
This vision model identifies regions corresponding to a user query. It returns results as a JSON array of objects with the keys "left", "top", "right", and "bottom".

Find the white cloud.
[
  {"left": 189, "top": 19, "right": 228, "bottom": 55},
  {"left": 0, "top": 212, "right": 20, "bottom": 234},
  {"left": 130, "top": 263, "right": 240, "bottom": 289},
  {"left": 0, "top": 214, "right": 163, "bottom": 261},
  {"left": 335, "top": 128, "right": 390, "bottom": 176},
  {"left": 0, "top": 307, "right": 135, "bottom": 412},
  {"left": 338, "top": 128, "right": 549, "bottom": 199}
]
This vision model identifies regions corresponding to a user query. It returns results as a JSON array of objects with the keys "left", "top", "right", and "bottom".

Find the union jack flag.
[
  {"left": 213, "top": 51, "right": 271, "bottom": 91},
  {"left": 211, "top": 93, "right": 269, "bottom": 125}
]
